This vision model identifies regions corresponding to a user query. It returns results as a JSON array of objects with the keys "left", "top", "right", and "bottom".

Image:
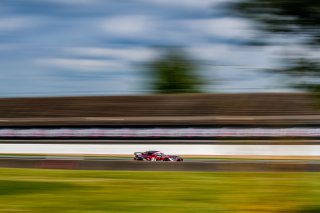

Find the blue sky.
[{"left": 0, "top": 0, "right": 293, "bottom": 97}]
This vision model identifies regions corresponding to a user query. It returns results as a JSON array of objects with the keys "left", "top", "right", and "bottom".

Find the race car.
[{"left": 134, "top": 150, "right": 183, "bottom": 161}]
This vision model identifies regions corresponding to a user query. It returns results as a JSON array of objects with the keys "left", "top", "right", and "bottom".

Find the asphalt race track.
[
  {"left": 1, "top": 139, "right": 320, "bottom": 171},
  {"left": 0, "top": 157, "right": 320, "bottom": 172}
]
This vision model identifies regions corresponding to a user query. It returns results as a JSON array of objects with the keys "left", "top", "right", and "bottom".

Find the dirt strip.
[{"left": 1, "top": 158, "right": 320, "bottom": 172}]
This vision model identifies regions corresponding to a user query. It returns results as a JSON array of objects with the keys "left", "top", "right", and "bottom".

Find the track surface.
[
  {"left": 0, "top": 157, "right": 320, "bottom": 172},
  {"left": 1, "top": 139, "right": 320, "bottom": 171}
]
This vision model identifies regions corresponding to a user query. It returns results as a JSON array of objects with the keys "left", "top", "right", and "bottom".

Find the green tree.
[
  {"left": 225, "top": 0, "right": 320, "bottom": 92},
  {"left": 146, "top": 48, "right": 203, "bottom": 94}
]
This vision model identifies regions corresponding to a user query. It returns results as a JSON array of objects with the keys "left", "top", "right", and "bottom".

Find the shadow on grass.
[
  {"left": 0, "top": 180, "right": 77, "bottom": 196},
  {"left": 296, "top": 206, "right": 320, "bottom": 213}
]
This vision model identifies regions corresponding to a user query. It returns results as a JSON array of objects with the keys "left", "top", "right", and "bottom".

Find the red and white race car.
[{"left": 134, "top": 150, "right": 183, "bottom": 161}]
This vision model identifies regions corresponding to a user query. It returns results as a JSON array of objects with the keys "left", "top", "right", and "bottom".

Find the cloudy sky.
[{"left": 0, "top": 0, "right": 293, "bottom": 97}]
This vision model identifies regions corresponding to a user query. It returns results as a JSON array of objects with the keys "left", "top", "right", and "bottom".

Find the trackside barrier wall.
[{"left": 2, "top": 128, "right": 320, "bottom": 137}]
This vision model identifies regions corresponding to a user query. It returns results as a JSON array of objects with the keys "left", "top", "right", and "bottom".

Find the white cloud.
[
  {"left": 0, "top": 17, "right": 40, "bottom": 31},
  {"left": 35, "top": 58, "right": 128, "bottom": 71},
  {"left": 277, "top": 45, "right": 320, "bottom": 61},
  {"left": 30, "top": 0, "right": 101, "bottom": 5},
  {"left": 0, "top": 44, "right": 21, "bottom": 51},
  {"left": 212, "top": 68, "right": 295, "bottom": 93},
  {"left": 98, "top": 15, "right": 156, "bottom": 38},
  {"left": 139, "top": 0, "right": 226, "bottom": 9},
  {"left": 188, "top": 43, "right": 279, "bottom": 68},
  {"left": 183, "top": 17, "right": 253, "bottom": 40},
  {"left": 64, "top": 47, "right": 157, "bottom": 62}
]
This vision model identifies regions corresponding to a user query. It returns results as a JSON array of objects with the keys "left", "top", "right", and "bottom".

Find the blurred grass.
[{"left": 0, "top": 169, "right": 320, "bottom": 212}]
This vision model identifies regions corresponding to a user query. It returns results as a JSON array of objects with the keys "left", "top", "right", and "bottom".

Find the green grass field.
[{"left": 1, "top": 168, "right": 320, "bottom": 213}]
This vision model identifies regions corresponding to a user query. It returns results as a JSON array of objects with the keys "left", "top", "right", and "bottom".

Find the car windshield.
[{"left": 147, "top": 151, "right": 159, "bottom": 155}]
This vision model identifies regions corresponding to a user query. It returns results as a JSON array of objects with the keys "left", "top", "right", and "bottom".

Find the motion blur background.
[{"left": 1, "top": 1, "right": 320, "bottom": 213}]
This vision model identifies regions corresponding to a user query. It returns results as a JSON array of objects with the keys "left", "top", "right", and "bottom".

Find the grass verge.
[{"left": 0, "top": 168, "right": 320, "bottom": 213}]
